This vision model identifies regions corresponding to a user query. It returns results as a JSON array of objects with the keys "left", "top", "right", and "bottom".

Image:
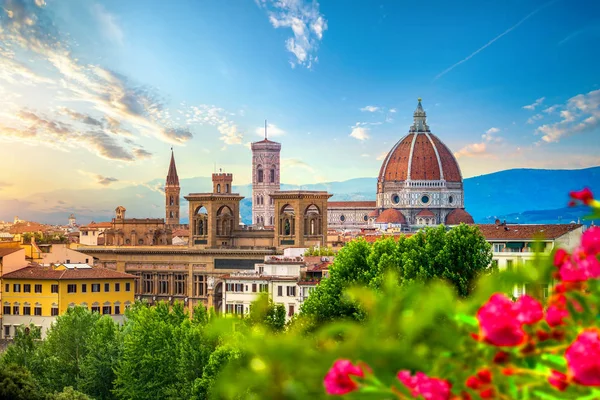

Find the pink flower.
[
  {"left": 553, "top": 249, "right": 569, "bottom": 267},
  {"left": 558, "top": 258, "right": 589, "bottom": 282},
  {"left": 477, "top": 294, "right": 543, "bottom": 347},
  {"left": 514, "top": 295, "right": 543, "bottom": 324},
  {"left": 582, "top": 227, "right": 600, "bottom": 256},
  {"left": 566, "top": 330, "right": 600, "bottom": 386},
  {"left": 324, "top": 359, "right": 364, "bottom": 395},
  {"left": 559, "top": 247, "right": 600, "bottom": 282},
  {"left": 570, "top": 188, "right": 594, "bottom": 206},
  {"left": 548, "top": 370, "right": 569, "bottom": 391},
  {"left": 545, "top": 305, "right": 569, "bottom": 327},
  {"left": 397, "top": 370, "right": 451, "bottom": 400}
]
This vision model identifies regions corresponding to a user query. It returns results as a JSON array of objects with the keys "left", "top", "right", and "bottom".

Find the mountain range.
[{"left": 1, "top": 167, "right": 598, "bottom": 226}]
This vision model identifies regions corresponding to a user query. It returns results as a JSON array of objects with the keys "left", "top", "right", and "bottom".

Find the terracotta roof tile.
[
  {"left": 3, "top": 265, "right": 136, "bottom": 280},
  {"left": 476, "top": 224, "right": 582, "bottom": 241},
  {"left": 446, "top": 209, "right": 474, "bottom": 225},
  {"left": 375, "top": 209, "right": 406, "bottom": 224},
  {"left": 0, "top": 247, "right": 23, "bottom": 257},
  {"left": 416, "top": 209, "right": 435, "bottom": 217}
]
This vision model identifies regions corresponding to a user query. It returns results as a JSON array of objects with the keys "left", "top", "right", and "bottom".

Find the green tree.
[
  {"left": 192, "top": 345, "right": 243, "bottom": 400},
  {"left": 247, "top": 293, "right": 286, "bottom": 333},
  {"left": 33, "top": 306, "right": 100, "bottom": 393},
  {"left": 1, "top": 324, "right": 41, "bottom": 370},
  {"left": 77, "top": 316, "right": 120, "bottom": 400},
  {"left": 300, "top": 224, "right": 492, "bottom": 324},
  {"left": 0, "top": 363, "right": 45, "bottom": 400},
  {"left": 50, "top": 386, "right": 91, "bottom": 400}
]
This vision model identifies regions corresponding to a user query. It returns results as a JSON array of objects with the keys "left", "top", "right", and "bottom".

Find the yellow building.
[{"left": 2, "top": 265, "right": 135, "bottom": 338}]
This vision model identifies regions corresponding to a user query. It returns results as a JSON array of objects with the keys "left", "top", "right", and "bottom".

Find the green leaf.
[
  {"left": 541, "top": 354, "right": 567, "bottom": 368},
  {"left": 454, "top": 313, "right": 478, "bottom": 327}
]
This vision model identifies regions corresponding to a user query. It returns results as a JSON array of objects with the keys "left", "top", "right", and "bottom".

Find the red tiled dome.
[
  {"left": 378, "top": 100, "right": 462, "bottom": 184},
  {"left": 368, "top": 209, "right": 380, "bottom": 217},
  {"left": 445, "top": 209, "right": 474, "bottom": 225},
  {"left": 416, "top": 209, "right": 435, "bottom": 217},
  {"left": 375, "top": 209, "right": 406, "bottom": 224}
]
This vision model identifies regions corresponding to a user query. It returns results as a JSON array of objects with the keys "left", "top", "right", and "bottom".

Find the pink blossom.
[
  {"left": 514, "top": 295, "right": 543, "bottom": 324},
  {"left": 548, "top": 370, "right": 569, "bottom": 391},
  {"left": 570, "top": 188, "right": 594, "bottom": 206},
  {"left": 324, "top": 359, "right": 364, "bottom": 395},
  {"left": 477, "top": 294, "right": 542, "bottom": 347},
  {"left": 553, "top": 249, "right": 569, "bottom": 267},
  {"left": 582, "top": 227, "right": 600, "bottom": 256},
  {"left": 545, "top": 305, "right": 569, "bottom": 327},
  {"left": 566, "top": 330, "right": 600, "bottom": 386},
  {"left": 397, "top": 370, "right": 451, "bottom": 400},
  {"left": 558, "top": 258, "right": 590, "bottom": 282}
]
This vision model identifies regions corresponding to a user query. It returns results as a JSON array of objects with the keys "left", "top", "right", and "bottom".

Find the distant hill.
[{"left": 2, "top": 167, "right": 598, "bottom": 225}]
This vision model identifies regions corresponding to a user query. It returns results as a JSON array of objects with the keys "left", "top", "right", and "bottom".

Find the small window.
[
  {"left": 421, "top": 195, "right": 430, "bottom": 204},
  {"left": 13, "top": 305, "right": 19, "bottom": 315},
  {"left": 102, "top": 306, "right": 111, "bottom": 315},
  {"left": 13, "top": 284, "right": 21, "bottom": 293},
  {"left": 448, "top": 195, "right": 454, "bottom": 204},
  {"left": 91, "top": 306, "right": 100, "bottom": 313},
  {"left": 4, "top": 325, "right": 10, "bottom": 337},
  {"left": 340, "top": 215, "right": 345, "bottom": 222},
  {"left": 81, "top": 284, "right": 87, "bottom": 293},
  {"left": 92, "top": 284, "right": 100, "bottom": 292},
  {"left": 67, "top": 284, "right": 77, "bottom": 294},
  {"left": 51, "top": 284, "right": 58, "bottom": 293},
  {"left": 258, "top": 169, "right": 263, "bottom": 183},
  {"left": 4, "top": 284, "right": 8, "bottom": 293},
  {"left": 66, "top": 259, "right": 70, "bottom": 264},
  {"left": 104, "top": 283, "right": 110, "bottom": 292},
  {"left": 34, "top": 284, "right": 42, "bottom": 293},
  {"left": 24, "top": 284, "right": 31, "bottom": 293},
  {"left": 286, "top": 286, "right": 296, "bottom": 297},
  {"left": 217, "top": 183, "right": 221, "bottom": 193},
  {"left": 34, "top": 306, "right": 42, "bottom": 316},
  {"left": 252, "top": 283, "right": 257, "bottom": 293},
  {"left": 125, "top": 282, "right": 131, "bottom": 292},
  {"left": 51, "top": 306, "right": 59, "bottom": 316},
  {"left": 115, "top": 305, "right": 121, "bottom": 315},
  {"left": 277, "top": 286, "right": 283, "bottom": 296},
  {"left": 3, "top": 305, "right": 10, "bottom": 315},
  {"left": 288, "top": 304, "right": 295, "bottom": 317},
  {"left": 392, "top": 194, "right": 400, "bottom": 204},
  {"left": 115, "top": 283, "right": 120, "bottom": 292},
  {"left": 23, "top": 305, "right": 31, "bottom": 316}
]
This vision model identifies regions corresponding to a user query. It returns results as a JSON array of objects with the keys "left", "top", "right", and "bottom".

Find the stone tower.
[
  {"left": 165, "top": 149, "right": 180, "bottom": 226},
  {"left": 251, "top": 123, "right": 281, "bottom": 227}
]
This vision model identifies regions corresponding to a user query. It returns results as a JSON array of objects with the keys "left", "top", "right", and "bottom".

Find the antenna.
[{"left": 265, "top": 119, "right": 267, "bottom": 140}]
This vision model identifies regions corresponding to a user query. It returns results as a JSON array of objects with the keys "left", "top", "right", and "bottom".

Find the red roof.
[
  {"left": 368, "top": 209, "right": 380, "bottom": 217},
  {"left": 3, "top": 265, "right": 136, "bottom": 280},
  {"left": 0, "top": 247, "right": 23, "bottom": 257},
  {"left": 9, "top": 222, "right": 50, "bottom": 234},
  {"left": 328, "top": 201, "right": 377, "bottom": 208},
  {"left": 80, "top": 222, "right": 112, "bottom": 229},
  {"left": 417, "top": 209, "right": 435, "bottom": 217},
  {"left": 446, "top": 209, "right": 474, "bottom": 225},
  {"left": 172, "top": 229, "right": 189, "bottom": 237},
  {"left": 476, "top": 224, "right": 582, "bottom": 241},
  {"left": 308, "top": 261, "right": 332, "bottom": 272},
  {"left": 298, "top": 281, "right": 319, "bottom": 286},
  {"left": 375, "top": 209, "right": 406, "bottom": 224}
]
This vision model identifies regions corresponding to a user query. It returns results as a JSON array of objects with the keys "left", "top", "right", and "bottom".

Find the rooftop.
[
  {"left": 0, "top": 247, "right": 23, "bottom": 257},
  {"left": 476, "top": 223, "right": 583, "bottom": 241},
  {"left": 3, "top": 265, "right": 136, "bottom": 280}
]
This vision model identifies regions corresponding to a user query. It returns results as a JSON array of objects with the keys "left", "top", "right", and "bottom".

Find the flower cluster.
[{"left": 323, "top": 188, "right": 600, "bottom": 399}]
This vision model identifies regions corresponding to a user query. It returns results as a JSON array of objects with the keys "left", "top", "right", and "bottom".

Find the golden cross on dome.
[{"left": 418, "top": 97, "right": 422, "bottom": 102}]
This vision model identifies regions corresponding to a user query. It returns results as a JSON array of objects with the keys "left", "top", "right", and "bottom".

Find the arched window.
[
  {"left": 170, "top": 196, "right": 174, "bottom": 206},
  {"left": 169, "top": 211, "right": 173, "bottom": 218},
  {"left": 270, "top": 169, "right": 275, "bottom": 182},
  {"left": 217, "top": 184, "right": 221, "bottom": 193},
  {"left": 257, "top": 165, "right": 264, "bottom": 183},
  {"left": 226, "top": 184, "right": 230, "bottom": 193}
]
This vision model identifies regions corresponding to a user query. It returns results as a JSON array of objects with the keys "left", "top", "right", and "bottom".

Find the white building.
[
  {"left": 221, "top": 253, "right": 310, "bottom": 320},
  {"left": 79, "top": 222, "right": 112, "bottom": 246},
  {"left": 479, "top": 222, "right": 584, "bottom": 298}
]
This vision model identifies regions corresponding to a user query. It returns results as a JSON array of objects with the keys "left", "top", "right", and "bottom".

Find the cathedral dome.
[
  {"left": 445, "top": 208, "right": 474, "bottom": 225},
  {"left": 375, "top": 209, "right": 406, "bottom": 224},
  {"left": 378, "top": 99, "right": 462, "bottom": 184}
]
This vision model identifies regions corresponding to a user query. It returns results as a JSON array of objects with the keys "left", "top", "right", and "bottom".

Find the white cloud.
[
  {"left": 376, "top": 151, "right": 388, "bottom": 161},
  {"left": 255, "top": 123, "right": 285, "bottom": 137},
  {"left": 389, "top": 108, "right": 397, "bottom": 113},
  {"left": 360, "top": 153, "right": 370, "bottom": 157},
  {"left": 454, "top": 142, "right": 489, "bottom": 158},
  {"left": 543, "top": 105, "right": 559, "bottom": 114},
  {"left": 360, "top": 105, "right": 379, "bottom": 112},
  {"left": 523, "top": 97, "right": 545, "bottom": 110},
  {"left": 526, "top": 114, "right": 543, "bottom": 124},
  {"left": 349, "top": 123, "right": 369, "bottom": 141},
  {"left": 92, "top": 4, "right": 124, "bottom": 46},
  {"left": 536, "top": 89, "right": 600, "bottom": 143},
  {"left": 257, "top": 0, "right": 327, "bottom": 69},
  {"left": 481, "top": 127, "right": 502, "bottom": 142}
]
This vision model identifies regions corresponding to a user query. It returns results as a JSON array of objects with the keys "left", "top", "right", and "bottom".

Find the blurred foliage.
[{"left": 304, "top": 246, "right": 336, "bottom": 256}]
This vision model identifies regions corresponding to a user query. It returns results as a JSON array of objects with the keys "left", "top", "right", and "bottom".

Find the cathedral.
[{"left": 327, "top": 99, "right": 474, "bottom": 230}]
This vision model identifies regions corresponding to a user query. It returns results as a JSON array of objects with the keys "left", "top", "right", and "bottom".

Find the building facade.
[
  {"left": 79, "top": 222, "right": 112, "bottom": 246},
  {"left": 103, "top": 206, "right": 172, "bottom": 246},
  {"left": 251, "top": 137, "right": 281, "bottom": 227},
  {"left": 2, "top": 265, "right": 135, "bottom": 338}
]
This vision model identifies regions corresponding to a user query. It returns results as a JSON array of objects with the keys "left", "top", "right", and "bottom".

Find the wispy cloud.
[
  {"left": 376, "top": 151, "right": 388, "bottom": 161},
  {"left": 92, "top": 3, "right": 124, "bottom": 46},
  {"left": 360, "top": 105, "right": 379, "bottom": 112},
  {"left": 255, "top": 123, "right": 285, "bottom": 137},
  {"left": 78, "top": 170, "right": 119, "bottom": 186},
  {"left": 349, "top": 122, "right": 370, "bottom": 141},
  {"left": 434, "top": 0, "right": 558, "bottom": 80},
  {"left": 523, "top": 97, "right": 546, "bottom": 110},
  {"left": 256, "top": 0, "right": 327, "bottom": 69},
  {"left": 536, "top": 89, "right": 600, "bottom": 143},
  {"left": 456, "top": 127, "right": 503, "bottom": 158},
  {"left": 0, "top": 181, "right": 12, "bottom": 190}
]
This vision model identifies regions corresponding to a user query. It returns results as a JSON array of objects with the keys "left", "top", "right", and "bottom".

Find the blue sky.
[{"left": 0, "top": 0, "right": 599, "bottom": 219}]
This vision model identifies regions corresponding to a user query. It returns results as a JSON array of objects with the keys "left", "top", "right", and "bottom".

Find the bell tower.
[
  {"left": 165, "top": 148, "right": 180, "bottom": 226},
  {"left": 251, "top": 121, "right": 281, "bottom": 227}
]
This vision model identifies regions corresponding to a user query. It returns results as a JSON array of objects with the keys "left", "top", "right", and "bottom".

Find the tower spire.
[{"left": 166, "top": 148, "right": 179, "bottom": 186}]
